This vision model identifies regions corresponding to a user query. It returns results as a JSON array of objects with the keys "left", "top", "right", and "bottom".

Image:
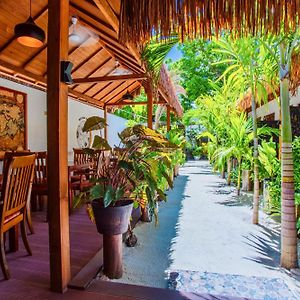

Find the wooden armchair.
[{"left": 0, "top": 155, "right": 35, "bottom": 279}]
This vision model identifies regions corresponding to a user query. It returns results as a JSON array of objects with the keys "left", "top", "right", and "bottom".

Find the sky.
[{"left": 166, "top": 44, "right": 182, "bottom": 62}]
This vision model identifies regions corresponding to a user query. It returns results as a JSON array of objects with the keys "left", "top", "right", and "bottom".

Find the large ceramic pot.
[{"left": 92, "top": 199, "right": 133, "bottom": 279}]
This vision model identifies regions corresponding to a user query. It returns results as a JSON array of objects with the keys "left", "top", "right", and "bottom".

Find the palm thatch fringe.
[{"left": 119, "top": 0, "right": 300, "bottom": 43}]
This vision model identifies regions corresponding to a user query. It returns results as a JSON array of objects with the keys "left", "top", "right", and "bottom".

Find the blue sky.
[{"left": 166, "top": 44, "right": 182, "bottom": 61}]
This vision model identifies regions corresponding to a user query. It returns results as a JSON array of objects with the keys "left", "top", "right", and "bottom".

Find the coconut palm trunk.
[
  {"left": 227, "top": 158, "right": 232, "bottom": 185},
  {"left": 237, "top": 158, "right": 242, "bottom": 196},
  {"left": 279, "top": 43, "right": 298, "bottom": 269},
  {"left": 251, "top": 93, "right": 260, "bottom": 224}
]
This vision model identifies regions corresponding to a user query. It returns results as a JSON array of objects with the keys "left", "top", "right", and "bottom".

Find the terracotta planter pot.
[{"left": 92, "top": 199, "right": 133, "bottom": 279}]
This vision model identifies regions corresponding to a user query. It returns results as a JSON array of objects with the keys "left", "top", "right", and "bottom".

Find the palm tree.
[
  {"left": 214, "top": 37, "right": 276, "bottom": 224},
  {"left": 261, "top": 33, "right": 299, "bottom": 269},
  {"left": 213, "top": 114, "right": 253, "bottom": 195}
]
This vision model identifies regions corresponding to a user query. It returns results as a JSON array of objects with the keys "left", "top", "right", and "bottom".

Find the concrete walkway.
[{"left": 111, "top": 160, "right": 300, "bottom": 299}]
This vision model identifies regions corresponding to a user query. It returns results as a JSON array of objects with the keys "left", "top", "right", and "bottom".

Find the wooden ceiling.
[{"left": 0, "top": 0, "right": 183, "bottom": 116}]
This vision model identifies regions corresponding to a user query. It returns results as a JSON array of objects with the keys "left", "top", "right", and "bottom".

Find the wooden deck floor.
[
  {"left": 0, "top": 209, "right": 250, "bottom": 300},
  {"left": 0, "top": 208, "right": 103, "bottom": 298}
]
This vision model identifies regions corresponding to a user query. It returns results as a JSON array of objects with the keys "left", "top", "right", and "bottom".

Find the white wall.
[
  {"left": 255, "top": 88, "right": 300, "bottom": 120},
  {"left": 0, "top": 77, "right": 127, "bottom": 160}
]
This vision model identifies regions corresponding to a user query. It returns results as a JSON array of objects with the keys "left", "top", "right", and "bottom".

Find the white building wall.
[
  {"left": 255, "top": 88, "right": 300, "bottom": 120},
  {"left": 0, "top": 77, "right": 127, "bottom": 161}
]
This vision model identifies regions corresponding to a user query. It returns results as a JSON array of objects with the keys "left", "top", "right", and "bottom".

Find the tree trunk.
[
  {"left": 280, "top": 44, "right": 298, "bottom": 269},
  {"left": 221, "top": 164, "right": 226, "bottom": 179},
  {"left": 227, "top": 158, "right": 232, "bottom": 185},
  {"left": 237, "top": 158, "right": 242, "bottom": 196},
  {"left": 251, "top": 94, "right": 260, "bottom": 224}
]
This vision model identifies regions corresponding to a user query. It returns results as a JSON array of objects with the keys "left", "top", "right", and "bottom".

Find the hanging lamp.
[{"left": 14, "top": 0, "right": 45, "bottom": 48}]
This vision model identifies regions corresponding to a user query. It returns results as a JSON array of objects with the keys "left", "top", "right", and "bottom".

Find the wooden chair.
[
  {"left": 73, "top": 148, "right": 102, "bottom": 175},
  {"left": 73, "top": 148, "right": 90, "bottom": 165},
  {"left": 0, "top": 155, "right": 35, "bottom": 279},
  {"left": 31, "top": 152, "right": 48, "bottom": 217},
  {"left": 2, "top": 151, "right": 36, "bottom": 234}
]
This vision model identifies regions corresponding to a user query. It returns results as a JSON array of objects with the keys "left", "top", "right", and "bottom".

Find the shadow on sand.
[
  {"left": 242, "top": 224, "right": 281, "bottom": 271},
  {"left": 89, "top": 173, "right": 190, "bottom": 289}
]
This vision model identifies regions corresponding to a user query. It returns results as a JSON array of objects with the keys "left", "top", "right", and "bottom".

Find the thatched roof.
[
  {"left": 120, "top": 0, "right": 300, "bottom": 43},
  {"left": 0, "top": 0, "right": 182, "bottom": 116}
]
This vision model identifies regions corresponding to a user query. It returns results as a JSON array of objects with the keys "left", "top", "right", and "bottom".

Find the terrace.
[{"left": 1, "top": 1, "right": 300, "bottom": 300}]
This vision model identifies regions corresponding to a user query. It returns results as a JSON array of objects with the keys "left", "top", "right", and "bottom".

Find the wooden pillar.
[
  {"left": 104, "top": 105, "right": 108, "bottom": 140},
  {"left": 166, "top": 105, "right": 171, "bottom": 131},
  {"left": 146, "top": 87, "right": 153, "bottom": 129},
  {"left": 47, "top": 0, "right": 71, "bottom": 293}
]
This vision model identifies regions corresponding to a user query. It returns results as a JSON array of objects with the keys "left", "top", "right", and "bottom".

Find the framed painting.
[{"left": 0, "top": 86, "right": 27, "bottom": 151}]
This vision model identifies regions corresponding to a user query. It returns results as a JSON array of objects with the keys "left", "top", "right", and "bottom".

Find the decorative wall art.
[
  {"left": 0, "top": 86, "right": 27, "bottom": 151},
  {"left": 76, "top": 117, "right": 91, "bottom": 148}
]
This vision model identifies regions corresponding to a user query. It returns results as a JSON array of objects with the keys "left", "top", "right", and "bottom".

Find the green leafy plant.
[
  {"left": 75, "top": 117, "right": 178, "bottom": 224},
  {"left": 258, "top": 140, "right": 279, "bottom": 180},
  {"left": 166, "top": 128, "right": 186, "bottom": 166},
  {"left": 192, "top": 146, "right": 202, "bottom": 158}
]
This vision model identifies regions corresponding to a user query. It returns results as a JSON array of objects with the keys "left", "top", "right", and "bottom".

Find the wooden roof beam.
[
  {"left": 106, "top": 100, "right": 165, "bottom": 107},
  {"left": 92, "top": 0, "right": 142, "bottom": 65},
  {"left": 22, "top": 44, "right": 48, "bottom": 68},
  {"left": 72, "top": 12, "right": 139, "bottom": 66},
  {"left": 100, "top": 43, "right": 141, "bottom": 73},
  {"left": 94, "top": 80, "right": 127, "bottom": 100},
  {"left": 73, "top": 73, "right": 147, "bottom": 84},
  {"left": 42, "top": 36, "right": 97, "bottom": 77},
  {"left": 103, "top": 81, "right": 140, "bottom": 104},
  {"left": 97, "top": 39, "right": 141, "bottom": 73},
  {"left": 70, "top": 1, "right": 115, "bottom": 33},
  {"left": 72, "top": 56, "right": 114, "bottom": 91},
  {"left": 0, "top": 59, "right": 46, "bottom": 83},
  {"left": 71, "top": 46, "right": 104, "bottom": 74},
  {"left": 89, "top": 82, "right": 113, "bottom": 98},
  {"left": 0, "top": 59, "right": 102, "bottom": 109},
  {"left": 68, "top": 88, "right": 103, "bottom": 108}
]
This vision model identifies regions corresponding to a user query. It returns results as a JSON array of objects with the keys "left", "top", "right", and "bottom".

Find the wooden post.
[
  {"left": 166, "top": 105, "right": 171, "bottom": 131},
  {"left": 104, "top": 105, "right": 108, "bottom": 140},
  {"left": 47, "top": 0, "right": 71, "bottom": 293},
  {"left": 146, "top": 87, "right": 153, "bottom": 129},
  {"left": 103, "top": 234, "right": 123, "bottom": 279}
]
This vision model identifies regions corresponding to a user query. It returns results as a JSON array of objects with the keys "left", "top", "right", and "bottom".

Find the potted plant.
[{"left": 75, "top": 117, "right": 176, "bottom": 279}]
